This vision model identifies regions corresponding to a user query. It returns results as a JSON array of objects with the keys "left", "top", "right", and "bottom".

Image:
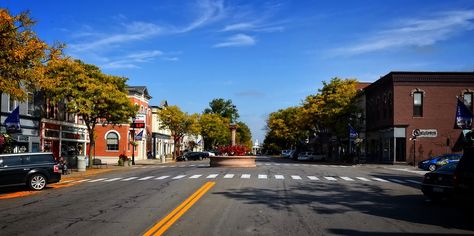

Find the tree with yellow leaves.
[{"left": 0, "top": 9, "right": 61, "bottom": 101}]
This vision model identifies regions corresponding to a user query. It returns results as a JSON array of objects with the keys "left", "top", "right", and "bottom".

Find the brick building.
[
  {"left": 364, "top": 72, "right": 474, "bottom": 164},
  {"left": 94, "top": 86, "right": 152, "bottom": 164}
]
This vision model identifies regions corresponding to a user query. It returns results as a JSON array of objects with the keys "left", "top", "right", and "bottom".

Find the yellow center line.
[{"left": 143, "top": 181, "right": 216, "bottom": 236}]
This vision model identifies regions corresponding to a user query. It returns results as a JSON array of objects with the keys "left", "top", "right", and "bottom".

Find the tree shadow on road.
[{"left": 213, "top": 181, "right": 474, "bottom": 232}]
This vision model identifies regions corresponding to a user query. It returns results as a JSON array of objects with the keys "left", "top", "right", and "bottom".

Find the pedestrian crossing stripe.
[
  {"left": 138, "top": 176, "right": 155, "bottom": 180},
  {"left": 121, "top": 177, "right": 138, "bottom": 181},
  {"left": 275, "top": 175, "right": 284, "bottom": 179},
  {"left": 172, "top": 175, "right": 186, "bottom": 179},
  {"left": 78, "top": 174, "right": 421, "bottom": 185}
]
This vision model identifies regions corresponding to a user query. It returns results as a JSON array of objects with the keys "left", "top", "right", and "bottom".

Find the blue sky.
[{"left": 2, "top": 0, "right": 474, "bottom": 142}]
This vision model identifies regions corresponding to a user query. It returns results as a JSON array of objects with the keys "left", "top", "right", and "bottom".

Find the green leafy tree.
[
  {"left": 302, "top": 77, "right": 359, "bottom": 137},
  {"left": 0, "top": 9, "right": 61, "bottom": 101},
  {"left": 203, "top": 98, "right": 239, "bottom": 122},
  {"left": 263, "top": 106, "right": 306, "bottom": 152},
  {"left": 236, "top": 121, "right": 252, "bottom": 148},
  {"left": 199, "top": 113, "right": 231, "bottom": 149},
  {"left": 157, "top": 105, "right": 200, "bottom": 159},
  {"left": 44, "top": 58, "right": 136, "bottom": 165}
]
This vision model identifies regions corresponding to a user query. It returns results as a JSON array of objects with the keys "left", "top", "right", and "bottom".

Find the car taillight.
[{"left": 54, "top": 165, "right": 59, "bottom": 173}]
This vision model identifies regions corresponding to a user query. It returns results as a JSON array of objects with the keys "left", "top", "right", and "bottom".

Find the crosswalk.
[
  {"left": 130, "top": 163, "right": 354, "bottom": 169},
  {"left": 65, "top": 174, "right": 421, "bottom": 185}
]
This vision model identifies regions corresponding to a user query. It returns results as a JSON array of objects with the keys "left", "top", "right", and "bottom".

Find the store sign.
[
  {"left": 131, "top": 123, "right": 146, "bottom": 129},
  {"left": 412, "top": 129, "right": 437, "bottom": 138}
]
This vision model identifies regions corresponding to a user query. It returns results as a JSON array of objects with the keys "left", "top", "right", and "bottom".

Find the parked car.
[
  {"left": 203, "top": 151, "right": 216, "bottom": 157},
  {"left": 177, "top": 152, "right": 208, "bottom": 161},
  {"left": 421, "top": 161, "right": 458, "bottom": 201},
  {"left": 0, "top": 152, "right": 61, "bottom": 191},
  {"left": 281, "top": 150, "right": 292, "bottom": 157},
  {"left": 297, "top": 152, "right": 326, "bottom": 161},
  {"left": 418, "top": 154, "right": 462, "bottom": 171},
  {"left": 453, "top": 147, "right": 474, "bottom": 204}
]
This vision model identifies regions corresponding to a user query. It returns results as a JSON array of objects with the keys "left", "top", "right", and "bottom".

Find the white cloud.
[
  {"left": 222, "top": 22, "right": 284, "bottom": 32},
  {"left": 177, "top": 0, "right": 225, "bottom": 33},
  {"left": 100, "top": 50, "right": 171, "bottom": 69},
  {"left": 213, "top": 34, "right": 256, "bottom": 48},
  {"left": 222, "top": 22, "right": 255, "bottom": 31},
  {"left": 332, "top": 10, "right": 474, "bottom": 56},
  {"left": 69, "top": 21, "right": 163, "bottom": 52}
]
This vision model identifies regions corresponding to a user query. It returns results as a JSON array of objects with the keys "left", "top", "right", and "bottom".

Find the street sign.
[{"left": 412, "top": 129, "right": 437, "bottom": 138}]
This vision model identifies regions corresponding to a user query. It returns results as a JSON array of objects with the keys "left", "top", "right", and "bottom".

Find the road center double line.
[{"left": 143, "top": 181, "right": 216, "bottom": 236}]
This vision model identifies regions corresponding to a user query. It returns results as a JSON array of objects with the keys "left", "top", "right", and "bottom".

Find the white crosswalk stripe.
[
  {"left": 388, "top": 178, "right": 406, "bottom": 184},
  {"left": 189, "top": 164, "right": 196, "bottom": 167},
  {"left": 324, "top": 177, "right": 337, "bottom": 181},
  {"left": 307, "top": 176, "right": 319, "bottom": 180},
  {"left": 356, "top": 177, "right": 371, "bottom": 181},
  {"left": 189, "top": 175, "right": 202, "bottom": 179},
  {"left": 172, "top": 175, "right": 186, "bottom": 179},
  {"left": 138, "top": 176, "right": 155, "bottom": 180},
  {"left": 372, "top": 177, "right": 389, "bottom": 182},
  {"left": 224, "top": 174, "right": 234, "bottom": 179},
  {"left": 105, "top": 178, "right": 123, "bottom": 182},
  {"left": 207, "top": 174, "right": 219, "bottom": 179},
  {"left": 89, "top": 178, "right": 107, "bottom": 183},
  {"left": 241, "top": 174, "right": 251, "bottom": 179},
  {"left": 76, "top": 179, "right": 91, "bottom": 183},
  {"left": 155, "top": 176, "right": 169, "bottom": 180},
  {"left": 291, "top": 175, "right": 302, "bottom": 180},
  {"left": 340, "top": 177, "right": 354, "bottom": 181},
  {"left": 275, "top": 175, "right": 285, "bottom": 179},
  {"left": 406, "top": 180, "right": 421, "bottom": 184},
  {"left": 258, "top": 174, "right": 268, "bottom": 179},
  {"left": 265, "top": 163, "right": 271, "bottom": 166},
  {"left": 61, "top": 180, "right": 75, "bottom": 183},
  {"left": 121, "top": 177, "right": 138, "bottom": 181},
  {"left": 198, "top": 164, "right": 207, "bottom": 167}
]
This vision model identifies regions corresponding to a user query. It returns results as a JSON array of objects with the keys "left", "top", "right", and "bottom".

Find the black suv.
[
  {"left": 454, "top": 147, "right": 474, "bottom": 204},
  {"left": 0, "top": 152, "right": 61, "bottom": 191}
]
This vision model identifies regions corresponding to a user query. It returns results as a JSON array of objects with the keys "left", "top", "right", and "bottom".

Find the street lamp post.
[{"left": 131, "top": 117, "right": 136, "bottom": 165}]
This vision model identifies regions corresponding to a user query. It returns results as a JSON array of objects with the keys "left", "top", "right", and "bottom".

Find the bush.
[{"left": 217, "top": 145, "right": 250, "bottom": 156}]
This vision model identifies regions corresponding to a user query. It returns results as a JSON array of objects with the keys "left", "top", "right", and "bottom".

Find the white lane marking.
[
  {"left": 189, "top": 164, "right": 196, "bottom": 167},
  {"left": 155, "top": 176, "right": 170, "bottom": 180},
  {"left": 264, "top": 163, "right": 271, "bottom": 166},
  {"left": 275, "top": 175, "right": 285, "bottom": 179},
  {"left": 105, "top": 178, "right": 123, "bottom": 182},
  {"left": 356, "top": 177, "right": 371, "bottom": 181},
  {"left": 89, "top": 178, "right": 107, "bottom": 183},
  {"left": 308, "top": 176, "right": 319, "bottom": 180},
  {"left": 274, "top": 163, "right": 281, "bottom": 166},
  {"left": 258, "top": 174, "right": 268, "bottom": 179},
  {"left": 61, "top": 180, "right": 75, "bottom": 183},
  {"left": 406, "top": 180, "right": 422, "bottom": 184},
  {"left": 138, "top": 176, "right": 155, "bottom": 181},
  {"left": 372, "top": 177, "right": 389, "bottom": 182},
  {"left": 172, "top": 175, "right": 186, "bottom": 179},
  {"left": 324, "top": 177, "right": 337, "bottom": 181},
  {"left": 198, "top": 164, "right": 207, "bottom": 167},
  {"left": 388, "top": 178, "right": 407, "bottom": 184},
  {"left": 169, "top": 165, "right": 177, "bottom": 167},
  {"left": 291, "top": 175, "right": 302, "bottom": 180},
  {"left": 189, "top": 175, "right": 202, "bottom": 179},
  {"left": 340, "top": 177, "right": 354, "bottom": 181},
  {"left": 121, "top": 177, "right": 138, "bottom": 181},
  {"left": 207, "top": 174, "right": 218, "bottom": 179},
  {"left": 75, "top": 179, "right": 91, "bottom": 183},
  {"left": 224, "top": 174, "right": 234, "bottom": 179},
  {"left": 241, "top": 174, "right": 251, "bottom": 179}
]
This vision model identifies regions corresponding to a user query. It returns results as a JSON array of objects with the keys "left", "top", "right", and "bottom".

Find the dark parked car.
[
  {"left": 0, "top": 152, "right": 61, "bottom": 191},
  {"left": 421, "top": 161, "right": 458, "bottom": 201},
  {"left": 454, "top": 147, "right": 474, "bottom": 204},
  {"left": 177, "top": 152, "right": 209, "bottom": 161},
  {"left": 418, "top": 153, "right": 462, "bottom": 171}
]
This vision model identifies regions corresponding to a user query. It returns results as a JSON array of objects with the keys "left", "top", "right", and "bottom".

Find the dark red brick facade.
[{"left": 364, "top": 72, "right": 474, "bottom": 164}]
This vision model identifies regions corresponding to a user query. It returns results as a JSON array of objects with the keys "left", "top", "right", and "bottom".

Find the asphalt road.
[{"left": 0, "top": 156, "right": 473, "bottom": 236}]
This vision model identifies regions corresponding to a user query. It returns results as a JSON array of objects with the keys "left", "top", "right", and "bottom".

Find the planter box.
[{"left": 210, "top": 156, "right": 256, "bottom": 168}]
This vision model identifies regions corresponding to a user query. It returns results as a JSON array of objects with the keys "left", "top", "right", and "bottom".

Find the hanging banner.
[{"left": 455, "top": 98, "right": 473, "bottom": 129}]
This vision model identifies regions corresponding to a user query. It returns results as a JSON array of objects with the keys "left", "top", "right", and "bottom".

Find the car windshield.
[{"left": 435, "top": 162, "right": 458, "bottom": 173}]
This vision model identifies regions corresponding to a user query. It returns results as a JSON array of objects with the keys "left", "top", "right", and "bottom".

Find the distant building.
[
  {"left": 151, "top": 101, "right": 174, "bottom": 162},
  {"left": 364, "top": 72, "right": 474, "bottom": 164},
  {"left": 252, "top": 139, "right": 261, "bottom": 155}
]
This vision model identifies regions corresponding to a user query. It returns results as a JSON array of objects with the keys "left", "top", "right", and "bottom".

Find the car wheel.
[
  {"left": 28, "top": 174, "right": 47, "bottom": 191},
  {"left": 428, "top": 164, "right": 436, "bottom": 171}
]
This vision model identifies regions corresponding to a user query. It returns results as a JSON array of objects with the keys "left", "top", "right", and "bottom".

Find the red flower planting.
[{"left": 217, "top": 145, "right": 250, "bottom": 156}]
